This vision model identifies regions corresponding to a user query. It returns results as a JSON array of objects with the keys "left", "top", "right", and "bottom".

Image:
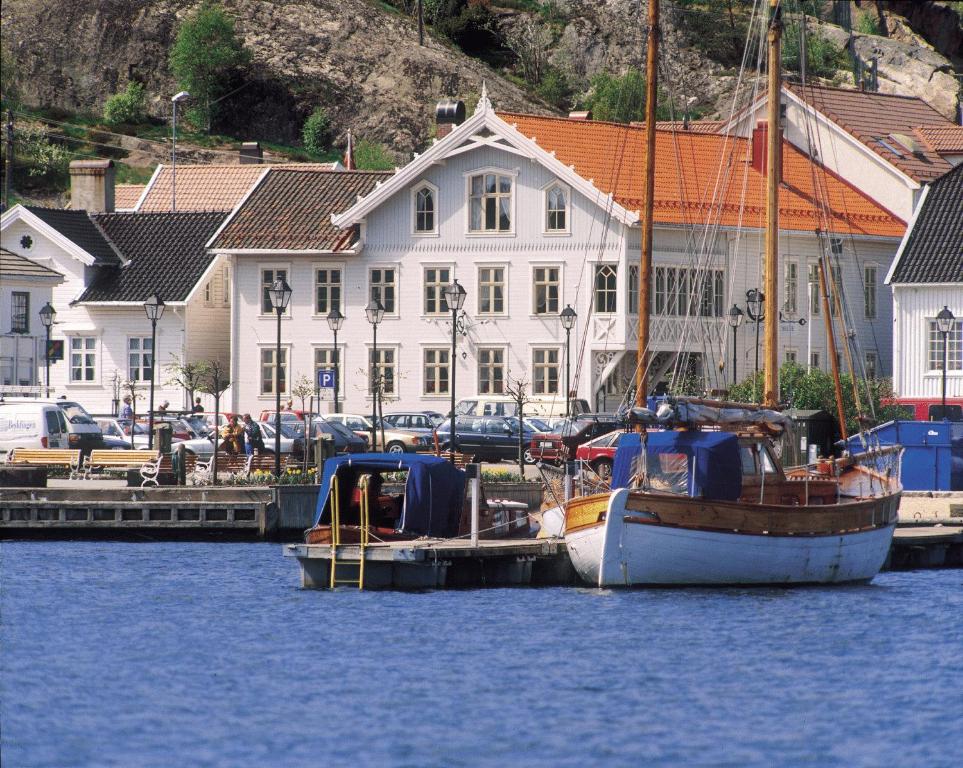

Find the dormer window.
[
  {"left": 469, "top": 172, "right": 512, "bottom": 233},
  {"left": 545, "top": 184, "right": 568, "bottom": 232},
  {"left": 413, "top": 183, "right": 437, "bottom": 234}
]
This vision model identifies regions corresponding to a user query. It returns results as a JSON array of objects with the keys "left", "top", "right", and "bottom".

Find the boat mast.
[
  {"left": 634, "top": 0, "right": 658, "bottom": 407},
  {"left": 763, "top": 0, "right": 782, "bottom": 407}
]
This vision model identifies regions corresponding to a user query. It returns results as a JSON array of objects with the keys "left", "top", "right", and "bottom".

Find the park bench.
[
  {"left": 140, "top": 452, "right": 199, "bottom": 487},
  {"left": 83, "top": 449, "right": 159, "bottom": 480},
  {"left": 9, "top": 449, "right": 83, "bottom": 478},
  {"left": 433, "top": 449, "right": 474, "bottom": 469},
  {"left": 190, "top": 452, "right": 290, "bottom": 484}
]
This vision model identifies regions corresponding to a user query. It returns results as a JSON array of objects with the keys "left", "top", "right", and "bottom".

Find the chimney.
[
  {"left": 751, "top": 121, "right": 768, "bottom": 175},
  {"left": 239, "top": 141, "right": 263, "bottom": 164},
  {"left": 69, "top": 159, "right": 115, "bottom": 212},
  {"left": 568, "top": 110, "right": 591, "bottom": 121},
  {"left": 435, "top": 99, "right": 466, "bottom": 139}
]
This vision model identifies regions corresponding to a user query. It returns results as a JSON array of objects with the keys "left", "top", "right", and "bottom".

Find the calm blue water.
[{"left": 1, "top": 542, "right": 961, "bottom": 767}]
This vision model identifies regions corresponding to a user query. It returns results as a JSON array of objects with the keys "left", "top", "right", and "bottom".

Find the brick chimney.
[
  {"left": 239, "top": 141, "right": 263, "bottom": 164},
  {"left": 69, "top": 159, "right": 115, "bottom": 212},
  {"left": 435, "top": 99, "right": 466, "bottom": 139},
  {"left": 751, "top": 121, "right": 768, "bottom": 175}
]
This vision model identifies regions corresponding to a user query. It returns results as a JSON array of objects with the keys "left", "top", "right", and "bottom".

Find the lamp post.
[
  {"left": 39, "top": 302, "right": 56, "bottom": 398},
  {"left": 746, "top": 288, "right": 766, "bottom": 397},
  {"left": 726, "top": 304, "right": 744, "bottom": 388},
  {"left": 441, "top": 280, "right": 467, "bottom": 463},
  {"left": 327, "top": 308, "right": 344, "bottom": 414},
  {"left": 143, "top": 294, "right": 165, "bottom": 450},
  {"left": 936, "top": 306, "right": 955, "bottom": 418},
  {"left": 365, "top": 297, "right": 385, "bottom": 451},
  {"left": 559, "top": 304, "right": 577, "bottom": 418},
  {"left": 170, "top": 91, "right": 190, "bottom": 211},
  {"left": 269, "top": 278, "right": 292, "bottom": 477}
]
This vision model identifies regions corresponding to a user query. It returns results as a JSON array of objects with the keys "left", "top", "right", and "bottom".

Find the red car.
[
  {"left": 530, "top": 414, "right": 622, "bottom": 464},
  {"left": 574, "top": 430, "right": 624, "bottom": 479}
]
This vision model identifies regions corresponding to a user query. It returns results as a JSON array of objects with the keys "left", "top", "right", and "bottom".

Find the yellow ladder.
[{"left": 329, "top": 474, "right": 370, "bottom": 590}]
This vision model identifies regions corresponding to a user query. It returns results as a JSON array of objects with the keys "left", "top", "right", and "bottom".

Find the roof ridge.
[{"left": 789, "top": 82, "right": 940, "bottom": 103}]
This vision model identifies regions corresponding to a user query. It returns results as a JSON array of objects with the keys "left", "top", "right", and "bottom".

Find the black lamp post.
[
  {"left": 365, "top": 297, "right": 385, "bottom": 451},
  {"left": 936, "top": 306, "right": 955, "bottom": 418},
  {"left": 441, "top": 280, "right": 467, "bottom": 463},
  {"left": 39, "top": 302, "right": 56, "bottom": 398},
  {"left": 746, "top": 289, "right": 765, "bottom": 397},
  {"left": 559, "top": 304, "right": 577, "bottom": 418},
  {"left": 269, "top": 278, "right": 292, "bottom": 477},
  {"left": 726, "top": 304, "right": 744, "bottom": 387},
  {"left": 327, "top": 308, "right": 344, "bottom": 414},
  {"left": 144, "top": 294, "right": 165, "bottom": 449}
]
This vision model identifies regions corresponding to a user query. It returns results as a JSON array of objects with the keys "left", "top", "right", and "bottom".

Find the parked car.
[
  {"left": 96, "top": 418, "right": 149, "bottom": 448},
  {"left": 434, "top": 415, "right": 539, "bottom": 464},
  {"left": 381, "top": 411, "right": 444, "bottom": 432},
  {"left": 454, "top": 395, "right": 591, "bottom": 419},
  {"left": 0, "top": 401, "right": 71, "bottom": 458},
  {"left": 4, "top": 398, "right": 104, "bottom": 455},
  {"left": 257, "top": 409, "right": 308, "bottom": 423},
  {"left": 573, "top": 430, "right": 625, "bottom": 479},
  {"left": 310, "top": 418, "right": 367, "bottom": 454},
  {"left": 258, "top": 421, "right": 305, "bottom": 457},
  {"left": 529, "top": 413, "right": 623, "bottom": 464},
  {"left": 326, "top": 413, "right": 433, "bottom": 453}
]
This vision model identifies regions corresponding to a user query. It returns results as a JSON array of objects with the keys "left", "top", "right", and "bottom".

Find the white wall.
[
  {"left": 0, "top": 275, "right": 58, "bottom": 390},
  {"left": 892, "top": 285, "right": 963, "bottom": 399}
]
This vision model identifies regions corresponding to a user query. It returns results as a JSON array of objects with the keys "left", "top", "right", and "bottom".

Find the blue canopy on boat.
[
  {"left": 611, "top": 431, "right": 743, "bottom": 501},
  {"left": 312, "top": 453, "right": 466, "bottom": 536}
]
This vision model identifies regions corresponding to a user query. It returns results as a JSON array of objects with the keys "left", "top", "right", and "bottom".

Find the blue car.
[{"left": 434, "top": 415, "right": 538, "bottom": 464}]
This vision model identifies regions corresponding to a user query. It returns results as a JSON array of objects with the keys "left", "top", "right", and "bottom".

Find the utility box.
[
  {"left": 782, "top": 409, "right": 838, "bottom": 466},
  {"left": 314, "top": 434, "right": 335, "bottom": 468},
  {"left": 153, "top": 422, "right": 172, "bottom": 455}
]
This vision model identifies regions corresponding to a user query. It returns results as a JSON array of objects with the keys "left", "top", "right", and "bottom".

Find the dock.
[{"left": 889, "top": 525, "right": 963, "bottom": 570}]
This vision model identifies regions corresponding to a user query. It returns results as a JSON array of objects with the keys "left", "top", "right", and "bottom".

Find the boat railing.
[{"left": 328, "top": 472, "right": 370, "bottom": 589}]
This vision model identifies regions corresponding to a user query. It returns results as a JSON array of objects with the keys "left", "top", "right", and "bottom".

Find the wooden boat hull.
[{"left": 564, "top": 488, "right": 899, "bottom": 587}]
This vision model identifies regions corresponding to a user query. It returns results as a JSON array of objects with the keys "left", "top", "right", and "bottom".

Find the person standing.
[
  {"left": 119, "top": 396, "right": 133, "bottom": 420},
  {"left": 243, "top": 414, "right": 264, "bottom": 456},
  {"left": 192, "top": 397, "right": 204, "bottom": 414},
  {"left": 230, "top": 415, "right": 246, "bottom": 456}
]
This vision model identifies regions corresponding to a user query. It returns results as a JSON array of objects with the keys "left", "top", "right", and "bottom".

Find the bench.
[
  {"left": 140, "top": 452, "right": 199, "bottom": 487},
  {"left": 434, "top": 450, "right": 474, "bottom": 469},
  {"left": 9, "top": 449, "right": 83, "bottom": 478},
  {"left": 83, "top": 449, "right": 160, "bottom": 480},
  {"left": 190, "top": 452, "right": 290, "bottom": 484}
]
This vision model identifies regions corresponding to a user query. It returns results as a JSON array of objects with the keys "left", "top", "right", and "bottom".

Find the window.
[
  {"left": 830, "top": 237, "right": 843, "bottom": 256},
  {"left": 533, "top": 266, "right": 560, "bottom": 314},
  {"left": 314, "top": 347, "right": 339, "bottom": 391},
  {"left": 469, "top": 172, "right": 512, "bottom": 232},
  {"left": 594, "top": 264, "right": 617, "bottom": 313},
  {"left": 784, "top": 262, "right": 798, "bottom": 316},
  {"left": 864, "top": 265, "right": 877, "bottom": 319},
  {"left": 424, "top": 267, "right": 451, "bottom": 315},
  {"left": 370, "top": 267, "right": 396, "bottom": 314},
  {"left": 829, "top": 264, "right": 842, "bottom": 317},
  {"left": 315, "top": 267, "right": 342, "bottom": 315},
  {"left": 222, "top": 265, "right": 231, "bottom": 306},
  {"left": 532, "top": 348, "right": 559, "bottom": 394},
  {"left": 414, "top": 185, "right": 436, "bottom": 233},
  {"left": 261, "top": 267, "right": 288, "bottom": 314},
  {"left": 423, "top": 348, "right": 449, "bottom": 395},
  {"left": 69, "top": 337, "right": 97, "bottom": 382},
  {"left": 260, "top": 347, "right": 288, "bottom": 395},
  {"left": 370, "top": 347, "right": 396, "bottom": 396},
  {"left": 128, "top": 337, "right": 152, "bottom": 382},
  {"left": 204, "top": 281, "right": 212, "bottom": 305},
  {"left": 478, "top": 266, "right": 505, "bottom": 314},
  {"left": 11, "top": 292, "right": 29, "bottom": 333},
  {"left": 478, "top": 348, "right": 505, "bottom": 394},
  {"left": 785, "top": 349, "right": 798, "bottom": 364},
  {"left": 628, "top": 265, "right": 639, "bottom": 315},
  {"left": 654, "top": 266, "right": 725, "bottom": 317},
  {"left": 545, "top": 184, "right": 568, "bottom": 232},
  {"left": 810, "top": 351, "right": 820, "bottom": 369},
  {"left": 865, "top": 351, "right": 878, "bottom": 380},
  {"left": 928, "top": 320, "right": 962, "bottom": 372},
  {"left": 808, "top": 263, "right": 821, "bottom": 316}
]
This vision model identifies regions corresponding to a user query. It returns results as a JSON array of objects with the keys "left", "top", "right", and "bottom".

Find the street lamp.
[
  {"left": 39, "top": 302, "right": 56, "bottom": 398},
  {"left": 171, "top": 91, "right": 191, "bottom": 211},
  {"left": 559, "top": 304, "right": 577, "bottom": 418},
  {"left": 143, "top": 294, "right": 165, "bottom": 450},
  {"left": 746, "top": 288, "right": 765, "bottom": 385},
  {"left": 936, "top": 306, "right": 956, "bottom": 418},
  {"left": 326, "top": 308, "right": 344, "bottom": 414},
  {"left": 365, "top": 297, "right": 385, "bottom": 451},
  {"left": 726, "top": 304, "right": 744, "bottom": 388},
  {"left": 269, "top": 278, "right": 292, "bottom": 477},
  {"left": 441, "top": 280, "right": 467, "bottom": 463}
]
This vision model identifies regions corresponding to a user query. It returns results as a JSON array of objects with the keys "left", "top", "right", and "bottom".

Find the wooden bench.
[
  {"left": 9, "top": 449, "right": 83, "bottom": 477},
  {"left": 83, "top": 449, "right": 159, "bottom": 480},
  {"left": 140, "top": 452, "right": 199, "bottom": 487},
  {"left": 190, "top": 452, "right": 290, "bottom": 484},
  {"left": 433, "top": 450, "right": 474, "bottom": 469}
]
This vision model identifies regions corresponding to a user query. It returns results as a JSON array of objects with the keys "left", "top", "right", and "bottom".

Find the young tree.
[
  {"left": 196, "top": 360, "right": 230, "bottom": 484},
  {"left": 120, "top": 379, "right": 142, "bottom": 427},
  {"left": 169, "top": 1, "right": 251, "bottom": 131},
  {"left": 504, "top": 376, "right": 532, "bottom": 478},
  {"left": 301, "top": 107, "right": 331, "bottom": 155},
  {"left": 291, "top": 373, "right": 314, "bottom": 470},
  {"left": 103, "top": 82, "right": 147, "bottom": 125},
  {"left": 166, "top": 356, "right": 208, "bottom": 410}
]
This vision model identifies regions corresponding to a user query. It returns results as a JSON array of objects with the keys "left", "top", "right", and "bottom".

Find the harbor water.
[{"left": 2, "top": 541, "right": 961, "bottom": 767}]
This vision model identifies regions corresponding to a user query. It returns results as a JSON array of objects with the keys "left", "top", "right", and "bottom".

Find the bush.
[
  {"left": 354, "top": 139, "right": 395, "bottom": 171},
  {"left": 103, "top": 82, "right": 148, "bottom": 125},
  {"left": 783, "top": 24, "right": 848, "bottom": 79},
  {"left": 301, "top": 107, "right": 332, "bottom": 154},
  {"left": 855, "top": 11, "right": 880, "bottom": 36},
  {"left": 537, "top": 67, "right": 573, "bottom": 109},
  {"left": 581, "top": 69, "right": 671, "bottom": 123}
]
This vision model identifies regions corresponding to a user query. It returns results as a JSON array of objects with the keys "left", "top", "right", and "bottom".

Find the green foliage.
[
  {"left": 1, "top": 46, "right": 20, "bottom": 109},
  {"left": 301, "top": 107, "right": 332, "bottom": 154},
  {"left": 536, "top": 67, "right": 574, "bottom": 109},
  {"left": 854, "top": 11, "right": 881, "bottom": 36},
  {"left": 782, "top": 23, "right": 848, "bottom": 79},
  {"left": 354, "top": 138, "right": 394, "bottom": 170},
  {"left": 103, "top": 82, "right": 148, "bottom": 126},
  {"left": 674, "top": 0, "right": 752, "bottom": 67},
  {"left": 14, "top": 126, "right": 71, "bottom": 183},
  {"left": 169, "top": 1, "right": 251, "bottom": 130},
  {"left": 581, "top": 69, "right": 671, "bottom": 124}
]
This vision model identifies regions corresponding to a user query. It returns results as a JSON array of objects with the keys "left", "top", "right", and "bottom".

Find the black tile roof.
[
  {"left": 889, "top": 164, "right": 963, "bottom": 284},
  {"left": 25, "top": 206, "right": 120, "bottom": 266},
  {"left": 76, "top": 211, "right": 227, "bottom": 303}
]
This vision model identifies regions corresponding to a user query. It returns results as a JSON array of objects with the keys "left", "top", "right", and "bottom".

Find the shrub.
[
  {"left": 301, "top": 107, "right": 332, "bottom": 154},
  {"left": 783, "top": 24, "right": 848, "bottom": 79},
  {"left": 536, "top": 67, "right": 573, "bottom": 109},
  {"left": 354, "top": 139, "right": 395, "bottom": 171},
  {"left": 103, "top": 82, "right": 148, "bottom": 125},
  {"left": 855, "top": 11, "right": 880, "bottom": 36}
]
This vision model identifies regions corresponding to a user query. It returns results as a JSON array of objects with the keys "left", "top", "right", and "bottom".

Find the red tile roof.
[
  {"left": 499, "top": 112, "right": 905, "bottom": 238},
  {"left": 914, "top": 124, "right": 963, "bottom": 154},
  {"left": 115, "top": 184, "right": 145, "bottom": 210}
]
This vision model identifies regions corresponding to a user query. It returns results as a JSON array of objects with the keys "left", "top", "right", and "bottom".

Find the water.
[{"left": 1, "top": 542, "right": 961, "bottom": 768}]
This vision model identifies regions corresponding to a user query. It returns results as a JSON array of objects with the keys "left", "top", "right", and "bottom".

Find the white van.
[
  {"left": 1, "top": 398, "right": 104, "bottom": 455},
  {"left": 454, "top": 396, "right": 591, "bottom": 419},
  {"left": 0, "top": 401, "right": 70, "bottom": 459}
]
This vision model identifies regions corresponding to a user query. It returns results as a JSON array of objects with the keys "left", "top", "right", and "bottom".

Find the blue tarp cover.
[
  {"left": 611, "top": 431, "right": 743, "bottom": 501},
  {"left": 312, "top": 453, "right": 466, "bottom": 536}
]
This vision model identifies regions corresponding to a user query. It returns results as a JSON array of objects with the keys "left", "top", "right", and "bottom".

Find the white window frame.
[
  {"left": 204, "top": 280, "right": 212, "bottom": 307},
  {"left": 594, "top": 263, "right": 618, "bottom": 314},
  {"left": 127, "top": 336, "right": 153, "bottom": 383},
  {"left": 863, "top": 263, "right": 878, "bottom": 320},
  {"left": 542, "top": 181, "right": 571, "bottom": 235},
  {"left": 369, "top": 264, "right": 400, "bottom": 318},
  {"left": 927, "top": 319, "right": 962, "bottom": 374},
  {"left": 423, "top": 265, "right": 453, "bottom": 316},
  {"left": 784, "top": 261, "right": 798, "bottom": 316},
  {"left": 785, "top": 348, "right": 798, "bottom": 364},
  {"left": 422, "top": 346, "right": 450, "bottom": 397},
  {"left": 313, "top": 345, "right": 342, "bottom": 397},
  {"left": 864, "top": 351, "right": 878, "bottom": 380},
  {"left": 464, "top": 167, "right": 517, "bottom": 237},
  {"left": 477, "top": 346, "right": 506, "bottom": 395},
  {"left": 532, "top": 347, "right": 561, "bottom": 395},
  {"left": 259, "top": 264, "right": 292, "bottom": 316},
  {"left": 531, "top": 264, "right": 562, "bottom": 316},
  {"left": 68, "top": 335, "right": 99, "bottom": 384},
  {"left": 259, "top": 345, "right": 290, "bottom": 397},
  {"left": 221, "top": 264, "right": 231, "bottom": 307},
  {"left": 808, "top": 262, "right": 821, "bottom": 316},
  {"left": 313, "top": 262, "right": 344, "bottom": 317},
  {"left": 477, "top": 264, "right": 508, "bottom": 316},
  {"left": 810, "top": 351, "right": 821, "bottom": 370},
  {"left": 366, "top": 343, "right": 399, "bottom": 400},
  {"left": 411, "top": 181, "right": 439, "bottom": 237}
]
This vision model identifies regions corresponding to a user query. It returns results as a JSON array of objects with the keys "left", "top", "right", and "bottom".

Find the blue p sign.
[{"left": 318, "top": 369, "right": 336, "bottom": 390}]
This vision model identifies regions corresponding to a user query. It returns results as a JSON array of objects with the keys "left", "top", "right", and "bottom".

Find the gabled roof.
[
  {"left": 0, "top": 247, "right": 63, "bottom": 280},
  {"left": 499, "top": 112, "right": 904, "bottom": 237},
  {"left": 914, "top": 124, "right": 963, "bottom": 154},
  {"left": 887, "top": 164, "right": 963, "bottom": 285},
  {"left": 115, "top": 184, "right": 146, "bottom": 211},
  {"left": 784, "top": 83, "right": 954, "bottom": 184},
  {"left": 23, "top": 206, "right": 121, "bottom": 265},
  {"left": 76, "top": 211, "right": 226, "bottom": 303},
  {"left": 211, "top": 168, "right": 392, "bottom": 251}
]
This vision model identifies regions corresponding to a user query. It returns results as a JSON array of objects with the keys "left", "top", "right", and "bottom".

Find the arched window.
[
  {"left": 546, "top": 185, "right": 568, "bottom": 231},
  {"left": 415, "top": 186, "right": 435, "bottom": 233}
]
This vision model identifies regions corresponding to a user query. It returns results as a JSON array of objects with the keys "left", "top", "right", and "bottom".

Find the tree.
[
  {"left": 504, "top": 376, "right": 531, "bottom": 478},
  {"left": 196, "top": 359, "right": 230, "bottom": 484},
  {"left": 291, "top": 373, "right": 314, "bottom": 471},
  {"left": 169, "top": 1, "right": 251, "bottom": 131},
  {"left": 582, "top": 69, "right": 671, "bottom": 124},
  {"left": 301, "top": 107, "right": 332, "bottom": 155},
  {"left": 166, "top": 356, "right": 208, "bottom": 409},
  {"left": 354, "top": 139, "right": 395, "bottom": 171},
  {"left": 503, "top": 16, "right": 553, "bottom": 85},
  {"left": 120, "top": 379, "right": 142, "bottom": 430},
  {"left": 103, "top": 82, "right": 148, "bottom": 126}
]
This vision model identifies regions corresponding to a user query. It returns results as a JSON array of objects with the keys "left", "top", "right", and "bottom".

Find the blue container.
[{"left": 843, "top": 420, "right": 963, "bottom": 491}]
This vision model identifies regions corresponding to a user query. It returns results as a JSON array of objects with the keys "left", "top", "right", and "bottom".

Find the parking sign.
[{"left": 318, "top": 369, "right": 337, "bottom": 390}]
